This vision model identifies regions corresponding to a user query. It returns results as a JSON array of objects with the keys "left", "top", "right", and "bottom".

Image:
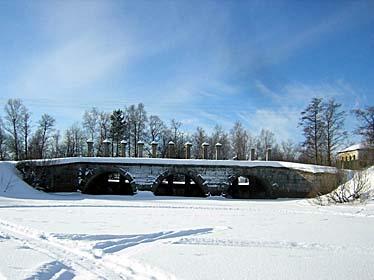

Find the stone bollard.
[
  {"left": 266, "top": 148, "right": 272, "bottom": 161},
  {"left": 120, "top": 140, "right": 127, "bottom": 157},
  {"left": 215, "top": 142, "right": 222, "bottom": 160},
  {"left": 103, "top": 139, "right": 111, "bottom": 157},
  {"left": 87, "top": 139, "right": 94, "bottom": 157},
  {"left": 168, "top": 141, "right": 175, "bottom": 158},
  {"left": 151, "top": 141, "right": 158, "bottom": 158},
  {"left": 185, "top": 142, "right": 192, "bottom": 159},
  {"left": 202, "top": 142, "right": 209, "bottom": 159},
  {"left": 137, "top": 141, "right": 144, "bottom": 157},
  {"left": 250, "top": 148, "right": 256, "bottom": 161}
]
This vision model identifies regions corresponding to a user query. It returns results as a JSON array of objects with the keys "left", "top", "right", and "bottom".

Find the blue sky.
[{"left": 0, "top": 0, "right": 373, "bottom": 142}]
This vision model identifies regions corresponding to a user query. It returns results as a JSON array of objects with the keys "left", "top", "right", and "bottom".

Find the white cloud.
[
  {"left": 16, "top": 38, "right": 130, "bottom": 97},
  {"left": 246, "top": 108, "right": 301, "bottom": 141}
]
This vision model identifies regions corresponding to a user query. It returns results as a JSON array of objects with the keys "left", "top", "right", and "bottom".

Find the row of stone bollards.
[{"left": 87, "top": 139, "right": 272, "bottom": 161}]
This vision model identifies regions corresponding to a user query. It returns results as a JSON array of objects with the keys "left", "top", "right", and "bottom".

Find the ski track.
[
  {"left": 0, "top": 218, "right": 189, "bottom": 280},
  {"left": 173, "top": 237, "right": 374, "bottom": 255}
]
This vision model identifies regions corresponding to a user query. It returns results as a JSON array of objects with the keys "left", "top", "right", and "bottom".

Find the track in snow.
[{"left": 0, "top": 219, "right": 212, "bottom": 280}]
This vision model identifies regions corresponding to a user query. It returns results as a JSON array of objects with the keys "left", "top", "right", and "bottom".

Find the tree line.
[{"left": 0, "top": 98, "right": 372, "bottom": 166}]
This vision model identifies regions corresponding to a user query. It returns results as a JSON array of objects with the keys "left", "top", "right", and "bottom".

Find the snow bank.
[
  {"left": 21, "top": 157, "right": 338, "bottom": 174},
  {"left": 361, "top": 166, "right": 374, "bottom": 199},
  {"left": 315, "top": 167, "right": 374, "bottom": 204},
  {"left": 0, "top": 162, "right": 48, "bottom": 199}
]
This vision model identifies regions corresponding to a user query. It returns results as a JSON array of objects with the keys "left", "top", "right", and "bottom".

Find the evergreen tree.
[{"left": 110, "top": 109, "right": 125, "bottom": 156}]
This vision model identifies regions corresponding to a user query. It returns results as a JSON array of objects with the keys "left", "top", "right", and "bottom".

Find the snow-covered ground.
[{"left": 0, "top": 162, "right": 373, "bottom": 280}]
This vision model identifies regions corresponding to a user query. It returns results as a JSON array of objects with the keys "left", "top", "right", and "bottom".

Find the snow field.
[{"left": 0, "top": 161, "right": 373, "bottom": 279}]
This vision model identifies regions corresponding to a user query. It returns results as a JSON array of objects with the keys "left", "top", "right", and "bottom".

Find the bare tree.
[
  {"left": 230, "top": 121, "right": 249, "bottom": 160},
  {"left": 159, "top": 126, "right": 173, "bottom": 158},
  {"left": 21, "top": 106, "right": 31, "bottom": 159},
  {"left": 0, "top": 117, "right": 7, "bottom": 160},
  {"left": 299, "top": 98, "right": 325, "bottom": 164},
  {"left": 170, "top": 119, "right": 184, "bottom": 158},
  {"left": 98, "top": 111, "right": 111, "bottom": 156},
  {"left": 38, "top": 114, "right": 55, "bottom": 158},
  {"left": 127, "top": 104, "right": 148, "bottom": 157},
  {"left": 281, "top": 139, "right": 299, "bottom": 162},
  {"left": 256, "top": 129, "right": 276, "bottom": 160},
  {"left": 192, "top": 127, "right": 207, "bottom": 159},
  {"left": 353, "top": 106, "right": 374, "bottom": 145},
  {"left": 323, "top": 99, "right": 347, "bottom": 166},
  {"left": 51, "top": 130, "right": 62, "bottom": 158},
  {"left": 4, "top": 99, "right": 25, "bottom": 160},
  {"left": 320, "top": 170, "right": 370, "bottom": 204},
  {"left": 209, "top": 125, "right": 231, "bottom": 159},
  {"left": 83, "top": 107, "right": 99, "bottom": 141},
  {"left": 149, "top": 115, "right": 165, "bottom": 142},
  {"left": 62, "top": 123, "right": 85, "bottom": 157}
]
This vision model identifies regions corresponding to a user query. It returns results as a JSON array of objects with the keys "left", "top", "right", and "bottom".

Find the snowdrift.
[
  {"left": 316, "top": 166, "right": 374, "bottom": 204},
  {"left": 0, "top": 162, "right": 49, "bottom": 199}
]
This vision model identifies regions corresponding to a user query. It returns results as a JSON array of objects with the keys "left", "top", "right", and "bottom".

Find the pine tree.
[{"left": 110, "top": 109, "right": 125, "bottom": 156}]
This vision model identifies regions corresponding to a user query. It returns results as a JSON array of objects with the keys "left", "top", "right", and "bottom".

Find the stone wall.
[{"left": 16, "top": 160, "right": 343, "bottom": 198}]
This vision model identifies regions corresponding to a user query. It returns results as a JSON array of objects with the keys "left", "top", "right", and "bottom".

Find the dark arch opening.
[
  {"left": 226, "top": 175, "right": 269, "bottom": 199},
  {"left": 83, "top": 172, "right": 134, "bottom": 195},
  {"left": 153, "top": 173, "right": 206, "bottom": 197}
]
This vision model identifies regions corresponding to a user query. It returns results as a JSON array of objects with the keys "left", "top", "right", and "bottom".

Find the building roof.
[{"left": 338, "top": 143, "right": 371, "bottom": 153}]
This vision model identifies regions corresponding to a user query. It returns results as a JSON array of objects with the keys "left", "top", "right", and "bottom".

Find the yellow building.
[{"left": 337, "top": 143, "right": 374, "bottom": 169}]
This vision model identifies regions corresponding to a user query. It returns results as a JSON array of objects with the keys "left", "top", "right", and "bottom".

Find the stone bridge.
[{"left": 16, "top": 158, "right": 342, "bottom": 199}]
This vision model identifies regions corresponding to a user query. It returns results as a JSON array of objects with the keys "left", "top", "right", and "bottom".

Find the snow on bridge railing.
[{"left": 17, "top": 157, "right": 338, "bottom": 174}]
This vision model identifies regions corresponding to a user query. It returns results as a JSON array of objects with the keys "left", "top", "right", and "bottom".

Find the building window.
[{"left": 353, "top": 155, "right": 356, "bottom": 160}]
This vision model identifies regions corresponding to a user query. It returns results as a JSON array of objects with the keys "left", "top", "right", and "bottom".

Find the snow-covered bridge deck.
[{"left": 16, "top": 157, "right": 340, "bottom": 199}]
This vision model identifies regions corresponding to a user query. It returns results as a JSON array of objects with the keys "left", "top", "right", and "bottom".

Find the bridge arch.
[
  {"left": 82, "top": 169, "right": 135, "bottom": 195},
  {"left": 226, "top": 173, "right": 272, "bottom": 199},
  {"left": 152, "top": 171, "right": 208, "bottom": 197}
]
